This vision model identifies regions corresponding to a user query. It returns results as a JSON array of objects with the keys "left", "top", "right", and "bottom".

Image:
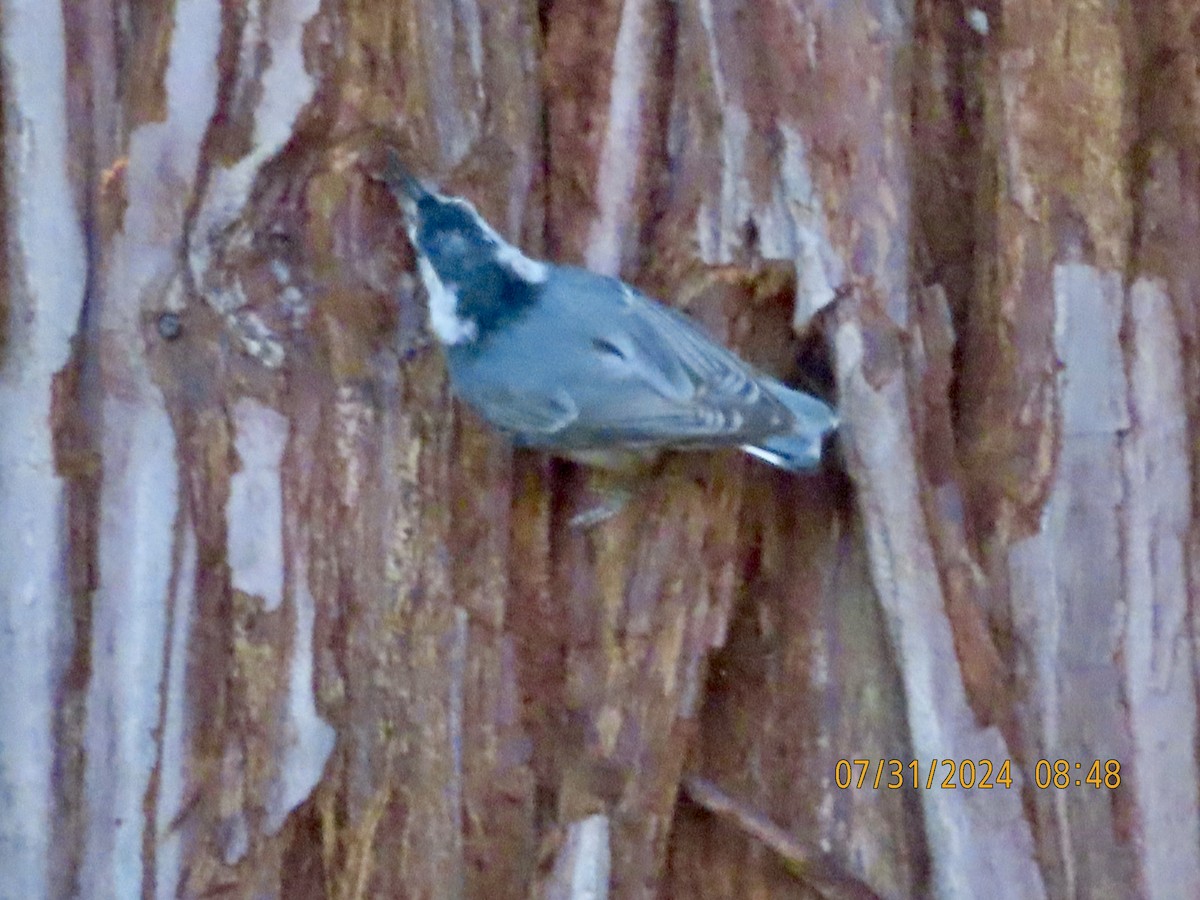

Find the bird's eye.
[
  {"left": 430, "top": 230, "right": 469, "bottom": 256},
  {"left": 591, "top": 337, "right": 628, "bottom": 360}
]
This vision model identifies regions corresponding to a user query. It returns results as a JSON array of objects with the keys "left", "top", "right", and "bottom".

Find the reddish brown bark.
[{"left": 3, "top": 1, "right": 1198, "bottom": 899}]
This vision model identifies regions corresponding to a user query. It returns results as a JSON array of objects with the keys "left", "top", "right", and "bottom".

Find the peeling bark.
[
  {"left": 3, "top": 1, "right": 1198, "bottom": 899},
  {"left": 0, "top": 5, "right": 88, "bottom": 898}
]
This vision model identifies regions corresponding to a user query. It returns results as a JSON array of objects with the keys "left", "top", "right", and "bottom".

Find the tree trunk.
[{"left": 2, "top": 1, "right": 1196, "bottom": 898}]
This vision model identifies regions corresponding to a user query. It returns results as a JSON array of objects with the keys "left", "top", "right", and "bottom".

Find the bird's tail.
[{"left": 742, "top": 380, "right": 838, "bottom": 472}]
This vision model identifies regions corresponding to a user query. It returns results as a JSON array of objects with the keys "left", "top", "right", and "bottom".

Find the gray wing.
[
  {"left": 468, "top": 383, "right": 578, "bottom": 435},
  {"left": 532, "top": 275, "right": 793, "bottom": 449}
]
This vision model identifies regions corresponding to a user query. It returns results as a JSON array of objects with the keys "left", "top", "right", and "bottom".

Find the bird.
[{"left": 376, "top": 150, "right": 838, "bottom": 476}]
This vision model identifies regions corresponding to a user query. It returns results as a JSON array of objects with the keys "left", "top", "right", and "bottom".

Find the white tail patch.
[{"left": 740, "top": 443, "right": 792, "bottom": 469}]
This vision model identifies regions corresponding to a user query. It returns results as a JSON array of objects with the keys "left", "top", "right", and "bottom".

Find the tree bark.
[{"left": 2, "top": 1, "right": 1197, "bottom": 898}]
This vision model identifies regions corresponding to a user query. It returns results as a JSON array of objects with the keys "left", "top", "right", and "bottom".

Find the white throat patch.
[{"left": 415, "top": 255, "right": 478, "bottom": 345}]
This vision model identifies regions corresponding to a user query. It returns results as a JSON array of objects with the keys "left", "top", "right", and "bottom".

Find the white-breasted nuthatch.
[{"left": 378, "top": 151, "right": 837, "bottom": 473}]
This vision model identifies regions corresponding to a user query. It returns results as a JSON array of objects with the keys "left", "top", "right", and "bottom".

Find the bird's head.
[{"left": 377, "top": 149, "right": 547, "bottom": 345}]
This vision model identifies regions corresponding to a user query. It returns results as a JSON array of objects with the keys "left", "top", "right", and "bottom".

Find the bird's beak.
[{"left": 376, "top": 147, "right": 429, "bottom": 218}]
